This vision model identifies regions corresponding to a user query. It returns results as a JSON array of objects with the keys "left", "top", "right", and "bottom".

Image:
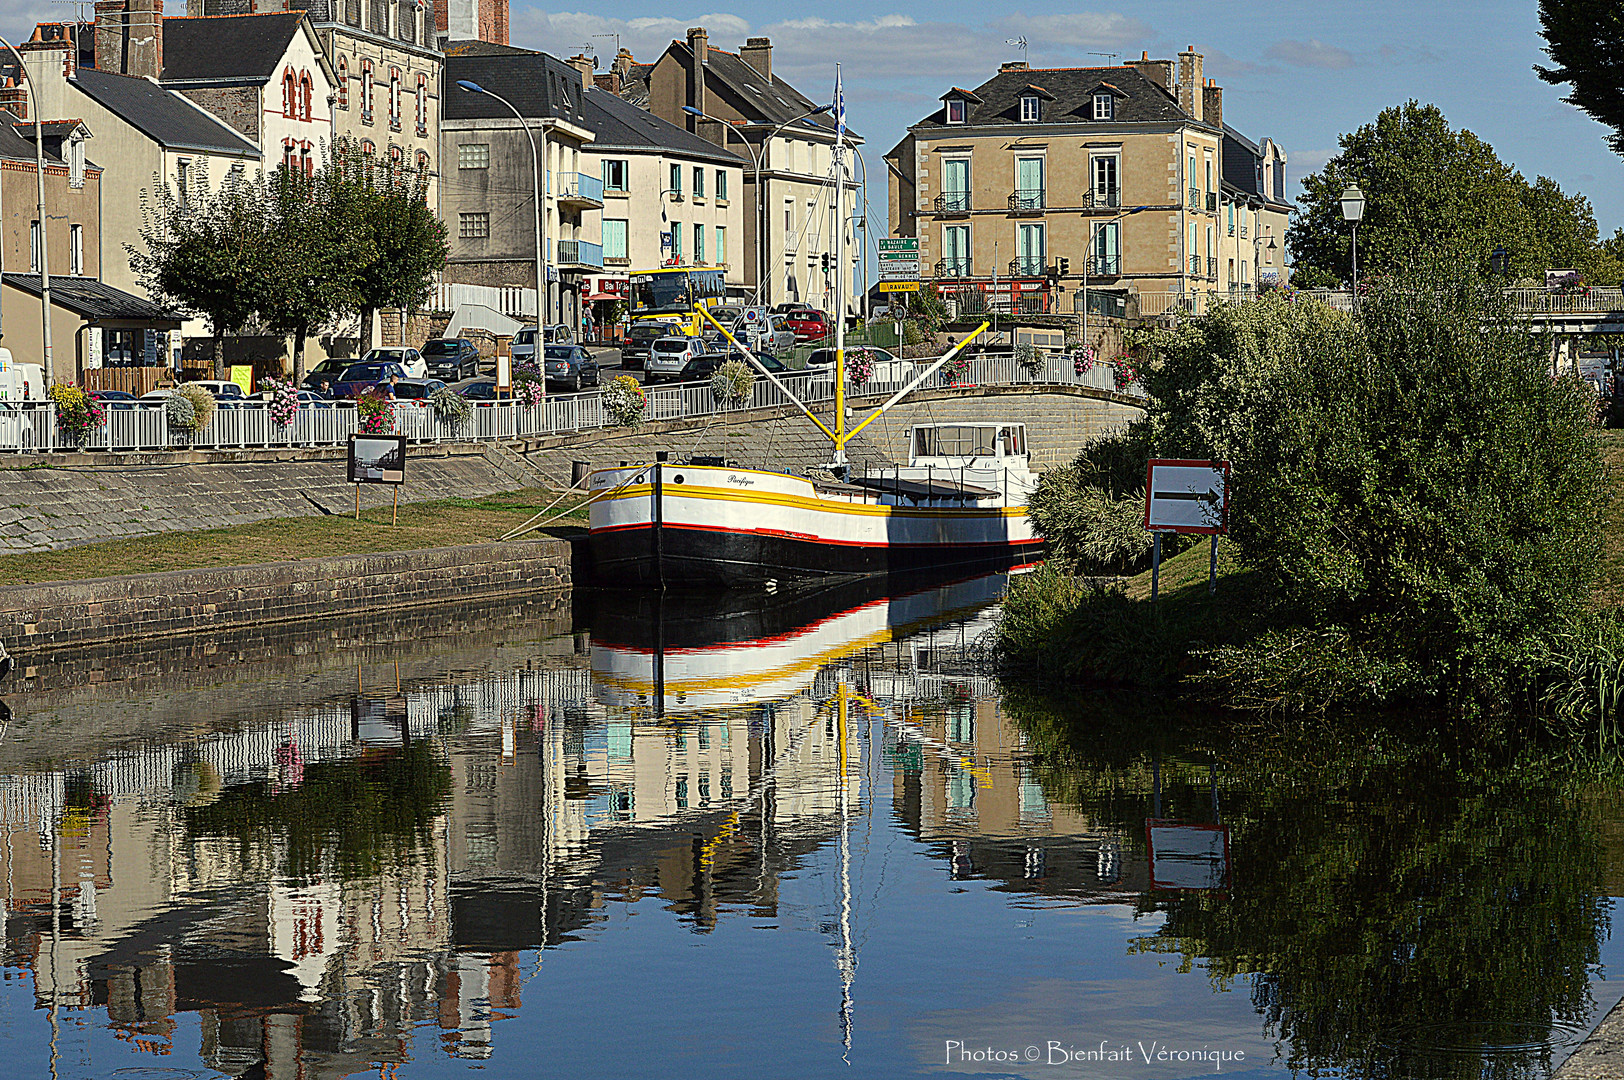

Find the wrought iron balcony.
[
  {"left": 934, "top": 191, "right": 971, "bottom": 214},
  {"left": 1089, "top": 187, "right": 1121, "bottom": 209},
  {"left": 935, "top": 258, "right": 972, "bottom": 278},
  {"left": 1189, "top": 254, "right": 1201, "bottom": 276},
  {"left": 1009, "top": 256, "right": 1047, "bottom": 277},
  {"left": 1206, "top": 192, "right": 1217, "bottom": 212},
  {"left": 1087, "top": 254, "right": 1121, "bottom": 276},
  {"left": 1207, "top": 257, "right": 1218, "bottom": 279},
  {"left": 1009, "top": 188, "right": 1046, "bottom": 212},
  {"left": 1188, "top": 186, "right": 1201, "bottom": 209}
]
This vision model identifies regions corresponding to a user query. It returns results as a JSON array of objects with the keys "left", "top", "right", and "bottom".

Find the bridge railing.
[
  {"left": 1504, "top": 287, "right": 1624, "bottom": 314},
  {"left": 0, "top": 357, "right": 1142, "bottom": 455}
]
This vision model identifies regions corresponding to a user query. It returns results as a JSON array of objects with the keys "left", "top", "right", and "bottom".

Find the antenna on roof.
[
  {"left": 1088, "top": 52, "right": 1121, "bottom": 64},
  {"left": 593, "top": 33, "right": 622, "bottom": 55},
  {"left": 1004, "top": 37, "right": 1028, "bottom": 64}
]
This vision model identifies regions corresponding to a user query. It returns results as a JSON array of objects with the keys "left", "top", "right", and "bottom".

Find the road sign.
[
  {"left": 877, "top": 238, "right": 919, "bottom": 253},
  {"left": 1144, "top": 459, "right": 1229, "bottom": 534},
  {"left": 878, "top": 238, "right": 920, "bottom": 280},
  {"left": 878, "top": 281, "right": 920, "bottom": 293}
]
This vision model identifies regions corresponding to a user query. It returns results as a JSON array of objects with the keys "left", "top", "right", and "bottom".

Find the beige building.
[{"left": 887, "top": 47, "right": 1291, "bottom": 343}]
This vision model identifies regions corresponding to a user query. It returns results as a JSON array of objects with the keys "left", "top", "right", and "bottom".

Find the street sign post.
[
  {"left": 877, "top": 281, "right": 920, "bottom": 292},
  {"left": 878, "top": 238, "right": 920, "bottom": 281},
  {"left": 1144, "top": 459, "right": 1230, "bottom": 599}
]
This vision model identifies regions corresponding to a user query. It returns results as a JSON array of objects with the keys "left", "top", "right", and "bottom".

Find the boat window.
[
  {"left": 914, "top": 426, "right": 998, "bottom": 457},
  {"left": 999, "top": 428, "right": 1013, "bottom": 456}
]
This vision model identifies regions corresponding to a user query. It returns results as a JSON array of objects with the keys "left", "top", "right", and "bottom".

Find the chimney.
[
  {"left": 94, "top": 0, "right": 163, "bottom": 79},
  {"left": 740, "top": 37, "right": 772, "bottom": 82},
  {"left": 594, "top": 70, "right": 621, "bottom": 95},
  {"left": 568, "top": 53, "right": 593, "bottom": 90},
  {"left": 1177, "top": 45, "right": 1202, "bottom": 121},
  {"left": 0, "top": 78, "right": 26, "bottom": 121},
  {"left": 1129, "top": 51, "right": 1173, "bottom": 92},
  {"left": 685, "top": 26, "right": 707, "bottom": 132},
  {"left": 999, "top": 60, "right": 1029, "bottom": 71},
  {"left": 1202, "top": 80, "right": 1222, "bottom": 130}
]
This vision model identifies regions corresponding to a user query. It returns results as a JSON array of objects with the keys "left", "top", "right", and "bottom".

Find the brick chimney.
[
  {"left": 594, "top": 69, "right": 621, "bottom": 95},
  {"left": 0, "top": 78, "right": 26, "bottom": 120},
  {"left": 1202, "top": 80, "right": 1222, "bottom": 129},
  {"left": 1129, "top": 51, "right": 1173, "bottom": 93},
  {"left": 568, "top": 53, "right": 593, "bottom": 90},
  {"left": 740, "top": 36, "right": 772, "bottom": 82},
  {"left": 1177, "top": 45, "right": 1202, "bottom": 121},
  {"left": 95, "top": 0, "right": 163, "bottom": 79},
  {"left": 685, "top": 26, "right": 707, "bottom": 132}
]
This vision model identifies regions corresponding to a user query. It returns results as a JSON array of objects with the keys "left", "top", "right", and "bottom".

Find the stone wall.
[{"left": 0, "top": 538, "right": 574, "bottom": 653}]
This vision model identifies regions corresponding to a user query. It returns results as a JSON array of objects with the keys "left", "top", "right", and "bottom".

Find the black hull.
[{"left": 588, "top": 522, "right": 1044, "bottom": 590}]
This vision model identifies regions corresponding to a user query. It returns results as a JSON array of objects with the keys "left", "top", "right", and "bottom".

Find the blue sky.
[{"left": 507, "top": 1, "right": 1624, "bottom": 237}]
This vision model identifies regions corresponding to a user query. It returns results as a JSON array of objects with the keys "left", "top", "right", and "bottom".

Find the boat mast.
[{"left": 831, "top": 64, "right": 849, "bottom": 475}]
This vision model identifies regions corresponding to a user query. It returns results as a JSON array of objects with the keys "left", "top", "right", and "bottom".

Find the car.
[
  {"left": 735, "top": 313, "right": 795, "bottom": 355},
  {"left": 803, "top": 345, "right": 915, "bottom": 383},
  {"left": 771, "top": 301, "right": 816, "bottom": 316},
  {"left": 511, "top": 326, "right": 539, "bottom": 367},
  {"left": 422, "top": 338, "right": 481, "bottom": 381},
  {"left": 332, "top": 361, "right": 408, "bottom": 399},
  {"left": 251, "top": 387, "right": 337, "bottom": 409},
  {"left": 621, "top": 320, "right": 678, "bottom": 371},
  {"left": 543, "top": 324, "right": 573, "bottom": 344},
  {"left": 543, "top": 345, "right": 600, "bottom": 392},
  {"left": 783, "top": 309, "right": 833, "bottom": 343},
  {"left": 644, "top": 336, "right": 707, "bottom": 384},
  {"left": 301, "top": 357, "right": 353, "bottom": 392},
  {"left": 389, "top": 377, "right": 449, "bottom": 403},
  {"left": 141, "top": 380, "right": 250, "bottom": 408},
  {"left": 359, "top": 346, "right": 426, "bottom": 379},
  {"left": 89, "top": 389, "right": 142, "bottom": 411},
  {"left": 453, "top": 378, "right": 502, "bottom": 404},
  {"left": 674, "top": 348, "right": 795, "bottom": 386}
]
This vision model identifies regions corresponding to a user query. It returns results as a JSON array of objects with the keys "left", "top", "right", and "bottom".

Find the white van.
[{"left": 0, "top": 348, "right": 44, "bottom": 402}]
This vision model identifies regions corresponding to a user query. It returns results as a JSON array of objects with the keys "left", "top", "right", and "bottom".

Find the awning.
[{"left": 3, "top": 274, "right": 183, "bottom": 326}]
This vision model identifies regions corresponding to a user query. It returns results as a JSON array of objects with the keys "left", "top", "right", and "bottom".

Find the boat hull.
[{"left": 587, "top": 464, "right": 1042, "bottom": 589}]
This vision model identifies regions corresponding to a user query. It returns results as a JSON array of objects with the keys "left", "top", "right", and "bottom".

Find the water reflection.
[{"left": 0, "top": 576, "right": 1617, "bottom": 1079}]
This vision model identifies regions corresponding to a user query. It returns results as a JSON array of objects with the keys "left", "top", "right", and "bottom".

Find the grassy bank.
[{"left": 0, "top": 488, "right": 586, "bottom": 586}]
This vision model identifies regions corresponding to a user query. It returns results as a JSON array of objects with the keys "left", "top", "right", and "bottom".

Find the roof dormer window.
[
  {"left": 947, "top": 98, "right": 966, "bottom": 124},
  {"left": 1020, "top": 94, "right": 1040, "bottom": 122},
  {"left": 1093, "top": 92, "right": 1114, "bottom": 121}
]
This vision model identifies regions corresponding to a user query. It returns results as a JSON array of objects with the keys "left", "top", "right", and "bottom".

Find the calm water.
[{"left": 0, "top": 574, "right": 1621, "bottom": 1080}]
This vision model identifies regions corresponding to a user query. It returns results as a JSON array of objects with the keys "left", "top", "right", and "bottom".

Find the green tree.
[
  {"left": 258, "top": 164, "right": 364, "bottom": 382},
  {"left": 129, "top": 164, "right": 269, "bottom": 379},
  {"left": 1536, "top": 0, "right": 1624, "bottom": 158}
]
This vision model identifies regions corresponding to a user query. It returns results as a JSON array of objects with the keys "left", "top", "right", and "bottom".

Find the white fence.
[
  {"left": 429, "top": 282, "right": 538, "bottom": 319},
  {"left": 2, "top": 358, "right": 1140, "bottom": 455}
]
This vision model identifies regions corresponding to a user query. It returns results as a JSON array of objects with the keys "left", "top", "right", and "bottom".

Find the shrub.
[
  {"left": 167, "top": 383, "right": 216, "bottom": 434},
  {"left": 710, "top": 358, "right": 753, "bottom": 407},
  {"left": 604, "top": 374, "right": 646, "bottom": 426},
  {"left": 429, "top": 385, "right": 471, "bottom": 428},
  {"left": 47, "top": 384, "right": 104, "bottom": 440},
  {"left": 356, "top": 387, "right": 394, "bottom": 434}
]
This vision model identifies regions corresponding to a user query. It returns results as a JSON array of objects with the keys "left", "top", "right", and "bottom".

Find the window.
[
  {"left": 28, "top": 220, "right": 39, "bottom": 273},
  {"left": 1017, "top": 222, "right": 1045, "bottom": 275},
  {"left": 459, "top": 213, "right": 490, "bottom": 239},
  {"left": 602, "top": 158, "right": 627, "bottom": 191},
  {"left": 946, "top": 98, "right": 966, "bottom": 124},
  {"left": 67, "top": 137, "right": 84, "bottom": 188},
  {"left": 69, "top": 223, "right": 83, "bottom": 276},
  {"left": 176, "top": 158, "right": 191, "bottom": 201},
  {"left": 670, "top": 219, "right": 681, "bottom": 258},
  {"left": 1015, "top": 155, "right": 1044, "bottom": 210},
  {"left": 282, "top": 140, "right": 296, "bottom": 172},
  {"left": 1093, "top": 92, "right": 1113, "bottom": 121},
  {"left": 943, "top": 157, "right": 969, "bottom": 211},
  {"left": 716, "top": 170, "right": 727, "bottom": 200},
  {"left": 694, "top": 223, "right": 705, "bottom": 263},
  {"left": 360, "top": 139, "right": 375, "bottom": 155},
  {"left": 1205, "top": 157, "right": 1213, "bottom": 198},
  {"left": 389, "top": 144, "right": 402, "bottom": 167},
  {"left": 282, "top": 70, "right": 296, "bottom": 117},
  {"left": 1020, "top": 95, "right": 1040, "bottom": 122},
  {"left": 942, "top": 224, "right": 969, "bottom": 275},
  {"left": 1093, "top": 220, "right": 1119, "bottom": 275},
  {"left": 336, "top": 56, "right": 349, "bottom": 109},
  {"left": 784, "top": 199, "right": 792, "bottom": 232},
  {"left": 602, "top": 218, "right": 628, "bottom": 262},
  {"left": 1092, "top": 155, "right": 1118, "bottom": 205},
  {"left": 693, "top": 166, "right": 704, "bottom": 198},
  {"left": 388, "top": 67, "right": 401, "bottom": 129},
  {"left": 415, "top": 74, "right": 427, "bottom": 134},
  {"left": 715, "top": 225, "right": 726, "bottom": 265},
  {"left": 458, "top": 143, "right": 489, "bottom": 169},
  {"left": 300, "top": 72, "right": 313, "bottom": 121},
  {"left": 669, "top": 163, "right": 681, "bottom": 196},
  {"left": 360, "top": 59, "right": 374, "bottom": 120},
  {"left": 416, "top": 149, "right": 430, "bottom": 172},
  {"left": 1188, "top": 150, "right": 1198, "bottom": 206},
  {"left": 1227, "top": 202, "right": 1235, "bottom": 236}
]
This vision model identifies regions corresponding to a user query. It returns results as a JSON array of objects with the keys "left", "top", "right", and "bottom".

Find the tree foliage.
[
  {"left": 1287, "top": 101, "right": 1622, "bottom": 286},
  {"left": 1536, "top": 0, "right": 1624, "bottom": 159}
]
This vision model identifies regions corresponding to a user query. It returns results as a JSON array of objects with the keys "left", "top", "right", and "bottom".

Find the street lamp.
[
  {"left": 1489, "top": 246, "right": 1509, "bottom": 277},
  {"left": 684, "top": 103, "right": 831, "bottom": 306},
  {"left": 1251, "top": 228, "right": 1278, "bottom": 293},
  {"left": 1080, "top": 205, "right": 1149, "bottom": 358},
  {"left": 458, "top": 79, "right": 548, "bottom": 336},
  {"left": 1340, "top": 184, "right": 1366, "bottom": 300},
  {"left": 2, "top": 39, "right": 51, "bottom": 388}
]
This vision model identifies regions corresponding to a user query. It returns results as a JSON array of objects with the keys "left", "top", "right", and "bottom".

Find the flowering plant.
[
  {"left": 940, "top": 350, "right": 970, "bottom": 384},
  {"left": 604, "top": 375, "right": 646, "bottom": 426},
  {"left": 166, "top": 383, "right": 216, "bottom": 434},
  {"left": 356, "top": 387, "right": 395, "bottom": 434},
  {"left": 1015, "top": 341, "right": 1043, "bottom": 375},
  {"left": 1072, "top": 344, "right": 1095, "bottom": 375},
  {"left": 710, "top": 358, "right": 754, "bottom": 407},
  {"left": 513, "top": 379, "right": 545, "bottom": 407},
  {"left": 1108, "top": 355, "right": 1137, "bottom": 392},
  {"left": 48, "top": 384, "right": 104, "bottom": 441},
  {"left": 430, "top": 385, "right": 471, "bottom": 428},
  {"left": 264, "top": 378, "right": 299, "bottom": 427},
  {"left": 846, "top": 349, "right": 873, "bottom": 389}
]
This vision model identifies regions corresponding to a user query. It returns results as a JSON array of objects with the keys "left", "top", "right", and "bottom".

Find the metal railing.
[
  {"left": 1087, "top": 254, "right": 1121, "bottom": 276},
  {"left": 1009, "top": 256, "right": 1047, "bottom": 277},
  {"left": 1207, "top": 257, "right": 1218, "bottom": 279},
  {"left": 935, "top": 192, "right": 971, "bottom": 214},
  {"left": 1090, "top": 188, "right": 1121, "bottom": 209},
  {"left": 429, "top": 282, "right": 537, "bottom": 317},
  {"left": 935, "top": 258, "right": 972, "bottom": 278},
  {"left": 1505, "top": 287, "right": 1624, "bottom": 313},
  {"left": 1189, "top": 254, "right": 1201, "bottom": 275},
  {"left": 557, "top": 240, "right": 604, "bottom": 268},
  {"left": 1009, "top": 188, "right": 1046, "bottom": 212},
  {"left": 0, "top": 360, "right": 1148, "bottom": 455},
  {"left": 1134, "top": 292, "right": 1209, "bottom": 318},
  {"left": 1206, "top": 192, "right": 1217, "bottom": 212},
  {"left": 1188, "top": 187, "right": 1200, "bottom": 208},
  {"left": 559, "top": 172, "right": 605, "bottom": 204}
]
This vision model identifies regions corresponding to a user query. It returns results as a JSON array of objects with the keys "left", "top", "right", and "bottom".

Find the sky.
[{"left": 497, "top": 0, "right": 1624, "bottom": 239}]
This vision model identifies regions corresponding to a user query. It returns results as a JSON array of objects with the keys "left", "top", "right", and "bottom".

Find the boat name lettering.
[{"left": 726, "top": 474, "right": 756, "bottom": 487}]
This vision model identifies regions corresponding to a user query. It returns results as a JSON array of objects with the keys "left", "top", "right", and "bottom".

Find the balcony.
[
  {"left": 1206, "top": 192, "right": 1217, "bottom": 212},
  {"left": 1009, "top": 256, "right": 1047, "bottom": 277},
  {"left": 558, "top": 172, "right": 605, "bottom": 210},
  {"left": 1088, "top": 187, "right": 1121, "bottom": 209},
  {"left": 935, "top": 258, "right": 972, "bottom": 278},
  {"left": 1189, "top": 254, "right": 1201, "bottom": 276},
  {"left": 1087, "top": 254, "right": 1121, "bottom": 276},
  {"left": 934, "top": 192, "right": 971, "bottom": 215},
  {"left": 1228, "top": 222, "right": 1235, "bottom": 236},
  {"left": 556, "top": 239, "right": 604, "bottom": 269},
  {"left": 1188, "top": 186, "right": 1200, "bottom": 209},
  {"left": 1207, "top": 257, "right": 1218, "bottom": 279},
  {"left": 1009, "top": 189, "right": 1046, "bottom": 213}
]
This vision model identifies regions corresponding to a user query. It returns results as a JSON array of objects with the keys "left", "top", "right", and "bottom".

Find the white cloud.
[{"left": 1265, "top": 38, "right": 1355, "bottom": 70}]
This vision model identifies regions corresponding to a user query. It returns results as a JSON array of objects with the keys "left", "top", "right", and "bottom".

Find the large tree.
[
  {"left": 1536, "top": 0, "right": 1624, "bottom": 158},
  {"left": 258, "top": 165, "right": 364, "bottom": 382},
  {"left": 1287, "top": 101, "right": 1619, "bottom": 286}
]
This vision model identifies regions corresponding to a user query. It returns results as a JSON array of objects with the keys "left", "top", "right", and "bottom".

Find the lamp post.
[
  {"left": 3, "top": 39, "right": 51, "bottom": 388},
  {"left": 1251, "top": 228, "right": 1278, "bottom": 294},
  {"left": 1340, "top": 184, "right": 1366, "bottom": 304},
  {"left": 1080, "top": 205, "right": 1149, "bottom": 360},
  {"left": 457, "top": 80, "right": 547, "bottom": 334},
  {"left": 685, "top": 104, "right": 831, "bottom": 307}
]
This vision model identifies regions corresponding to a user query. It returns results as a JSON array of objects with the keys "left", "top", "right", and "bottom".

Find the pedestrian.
[
  {"left": 318, "top": 378, "right": 332, "bottom": 398},
  {"left": 582, "top": 309, "right": 594, "bottom": 344},
  {"left": 377, "top": 373, "right": 398, "bottom": 400}
]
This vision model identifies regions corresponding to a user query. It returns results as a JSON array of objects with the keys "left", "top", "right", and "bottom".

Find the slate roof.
[
  {"left": 665, "top": 41, "right": 859, "bottom": 142},
  {"left": 3, "top": 274, "right": 183, "bottom": 323},
  {"left": 0, "top": 122, "right": 65, "bottom": 164},
  {"left": 1222, "top": 124, "right": 1289, "bottom": 208},
  {"left": 443, "top": 51, "right": 591, "bottom": 129},
  {"left": 913, "top": 64, "right": 1188, "bottom": 130},
  {"left": 161, "top": 13, "right": 306, "bottom": 83},
  {"left": 580, "top": 85, "right": 744, "bottom": 166},
  {"left": 70, "top": 67, "right": 260, "bottom": 156}
]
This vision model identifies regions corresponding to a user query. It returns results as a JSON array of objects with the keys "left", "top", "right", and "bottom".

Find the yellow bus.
[{"left": 628, "top": 266, "right": 727, "bottom": 337}]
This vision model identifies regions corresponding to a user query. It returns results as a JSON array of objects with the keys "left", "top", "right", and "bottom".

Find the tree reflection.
[{"left": 1006, "top": 689, "right": 1611, "bottom": 1080}]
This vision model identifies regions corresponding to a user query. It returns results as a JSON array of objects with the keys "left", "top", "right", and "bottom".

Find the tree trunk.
[
  {"left": 293, "top": 325, "right": 308, "bottom": 383},
  {"left": 212, "top": 331, "right": 225, "bottom": 381},
  {"left": 359, "top": 307, "right": 374, "bottom": 354}
]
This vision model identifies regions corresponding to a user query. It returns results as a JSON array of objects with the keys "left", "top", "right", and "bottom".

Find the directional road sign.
[
  {"left": 878, "top": 237, "right": 920, "bottom": 280},
  {"left": 1144, "top": 459, "right": 1229, "bottom": 534}
]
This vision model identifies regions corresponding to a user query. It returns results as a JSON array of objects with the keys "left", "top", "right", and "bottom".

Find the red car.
[{"left": 783, "top": 309, "right": 833, "bottom": 343}]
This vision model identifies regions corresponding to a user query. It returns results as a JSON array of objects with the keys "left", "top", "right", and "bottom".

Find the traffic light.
[
  {"left": 820, "top": 252, "right": 831, "bottom": 272},
  {"left": 1058, "top": 257, "right": 1070, "bottom": 276}
]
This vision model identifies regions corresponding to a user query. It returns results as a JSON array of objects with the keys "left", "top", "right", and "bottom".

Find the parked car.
[
  {"left": 453, "top": 378, "right": 502, "bottom": 404},
  {"left": 301, "top": 357, "right": 352, "bottom": 393},
  {"left": 543, "top": 345, "right": 600, "bottom": 392},
  {"left": 621, "top": 320, "right": 678, "bottom": 371},
  {"left": 332, "top": 362, "right": 408, "bottom": 399},
  {"left": 422, "top": 338, "right": 481, "bottom": 381},
  {"left": 804, "top": 345, "right": 916, "bottom": 384},
  {"left": 385, "top": 378, "right": 448, "bottom": 404},
  {"left": 543, "top": 324, "right": 573, "bottom": 344},
  {"left": 250, "top": 388, "right": 335, "bottom": 409},
  {"left": 511, "top": 326, "right": 539, "bottom": 367},
  {"left": 771, "top": 301, "right": 816, "bottom": 316},
  {"left": 360, "top": 346, "right": 425, "bottom": 379},
  {"left": 644, "top": 336, "right": 707, "bottom": 384},
  {"left": 736, "top": 313, "right": 795, "bottom": 355},
  {"left": 143, "top": 380, "right": 249, "bottom": 408},
  {"left": 783, "top": 309, "right": 833, "bottom": 343},
  {"left": 89, "top": 389, "right": 142, "bottom": 411}
]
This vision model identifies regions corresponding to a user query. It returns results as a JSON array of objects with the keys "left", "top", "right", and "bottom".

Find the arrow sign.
[{"left": 1144, "top": 459, "right": 1229, "bottom": 534}]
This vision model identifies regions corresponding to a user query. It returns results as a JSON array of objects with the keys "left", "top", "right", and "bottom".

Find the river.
[{"left": 0, "top": 570, "right": 1619, "bottom": 1079}]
